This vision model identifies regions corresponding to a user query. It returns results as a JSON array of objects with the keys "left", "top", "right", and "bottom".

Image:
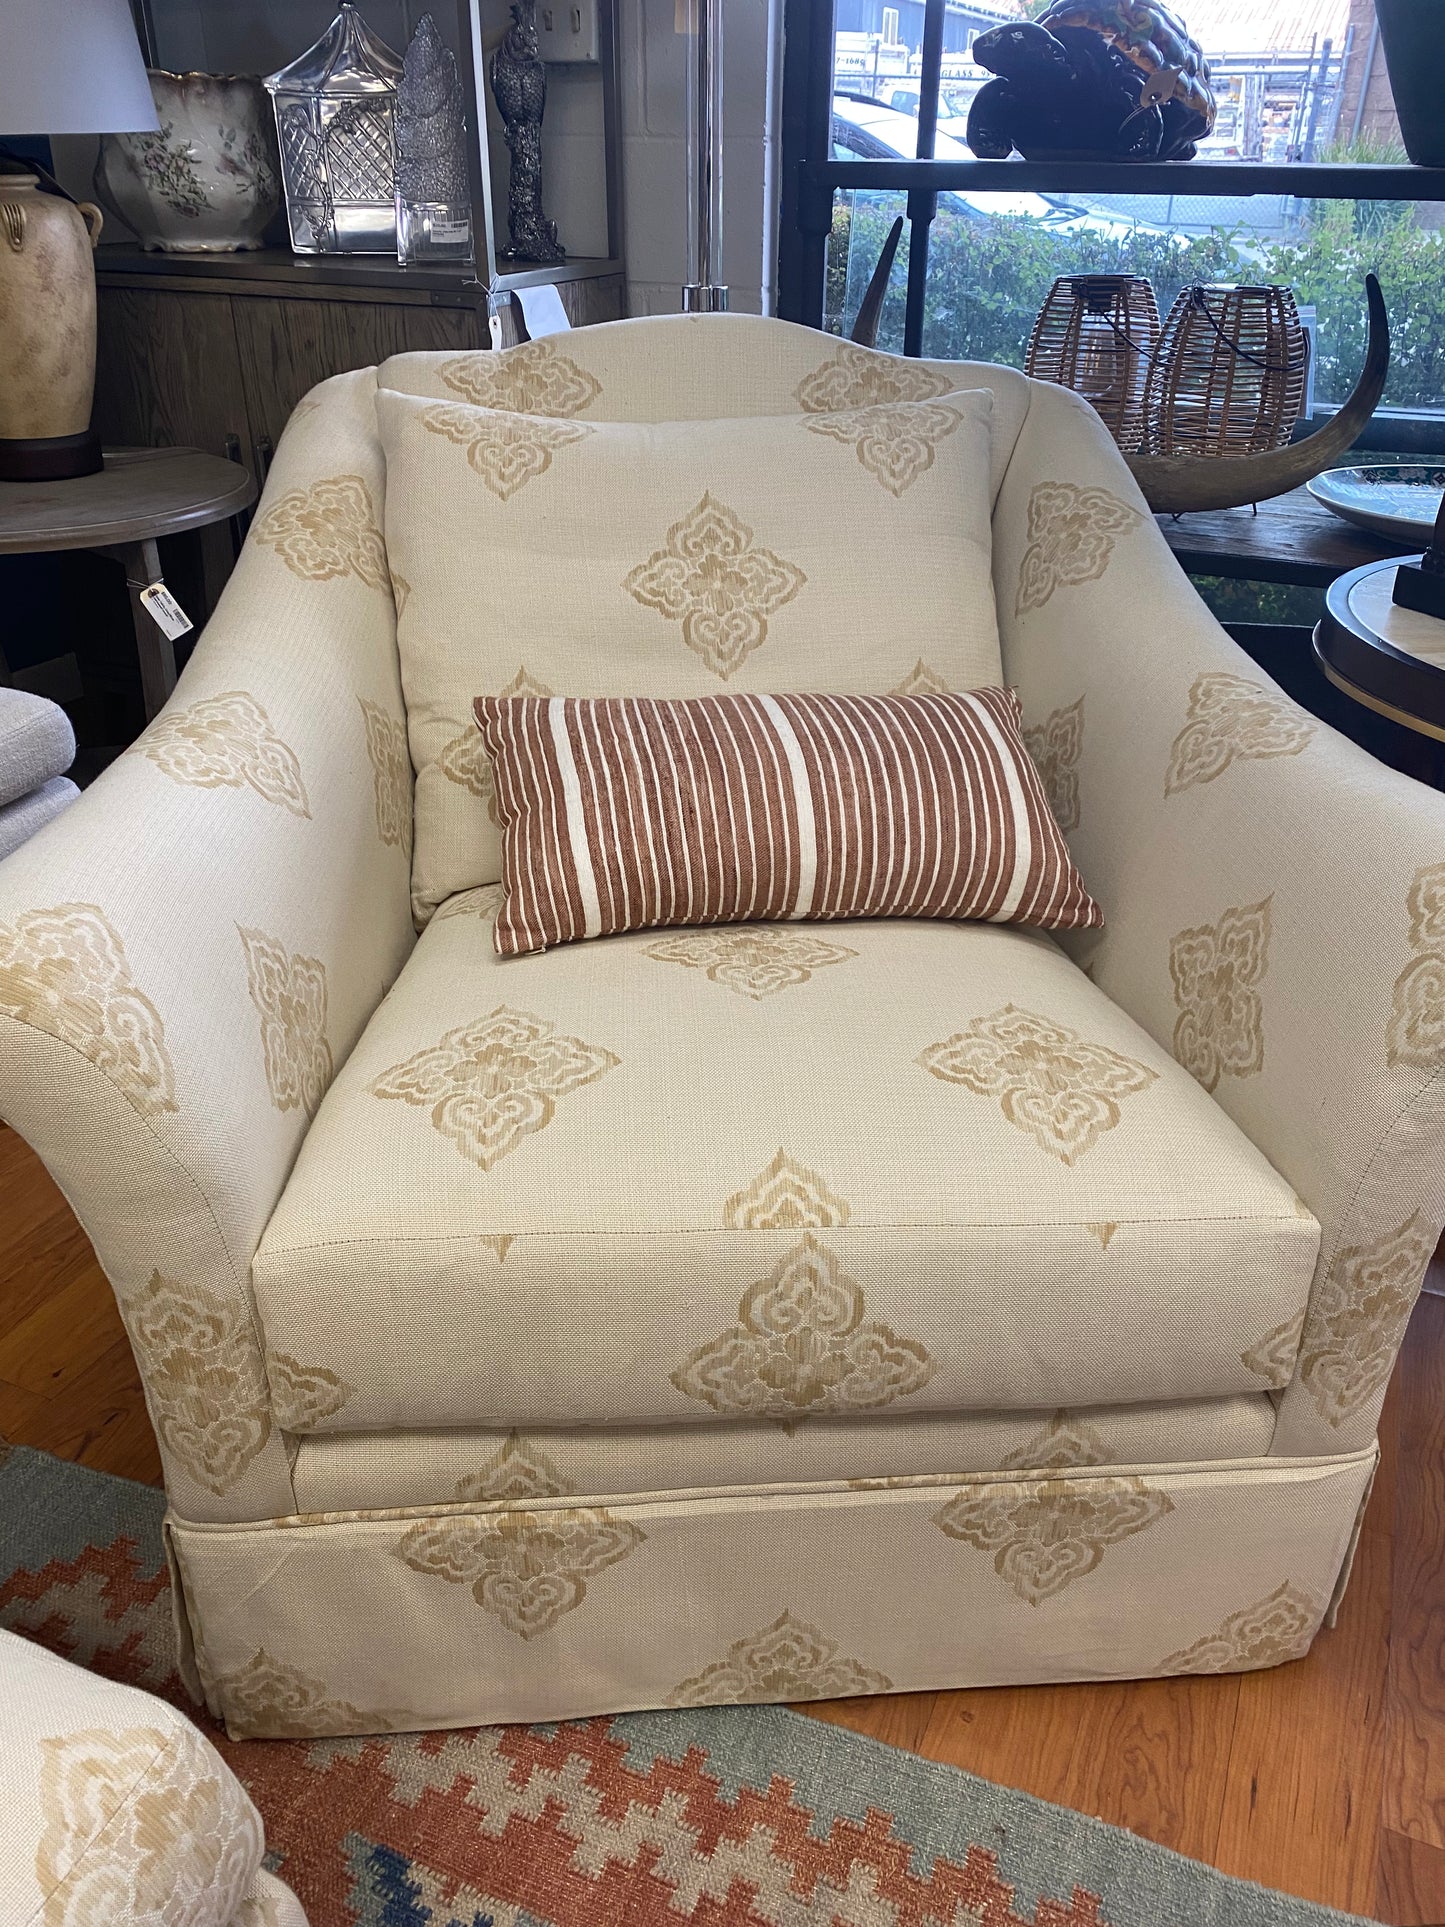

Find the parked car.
[
  {"left": 831, "top": 94, "right": 1160, "bottom": 242},
  {"left": 878, "top": 75, "right": 981, "bottom": 140}
]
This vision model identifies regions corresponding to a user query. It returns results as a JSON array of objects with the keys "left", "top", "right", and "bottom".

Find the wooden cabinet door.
[
  {"left": 93, "top": 288, "right": 250, "bottom": 460},
  {"left": 231, "top": 295, "right": 481, "bottom": 469}
]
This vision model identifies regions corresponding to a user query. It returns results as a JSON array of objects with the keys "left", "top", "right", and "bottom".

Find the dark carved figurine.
[
  {"left": 967, "top": 0, "right": 1215, "bottom": 163},
  {"left": 489, "top": 0, "right": 564, "bottom": 262}
]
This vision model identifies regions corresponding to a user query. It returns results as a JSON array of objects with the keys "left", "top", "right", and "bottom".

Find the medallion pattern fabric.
[
  {"left": 918, "top": 1005, "right": 1156, "bottom": 1165},
  {"left": 934, "top": 1476, "right": 1175, "bottom": 1604},
  {"left": 34, "top": 1722, "right": 262, "bottom": 1927},
  {"left": 419, "top": 403, "right": 592, "bottom": 502},
  {"left": 251, "top": 476, "right": 387, "bottom": 587},
  {"left": 1157, "top": 1582, "right": 1321, "bottom": 1672},
  {"left": 7, "top": 316, "right": 1437, "bottom": 1768},
  {"left": 793, "top": 340, "right": 953, "bottom": 412},
  {"left": 238, "top": 927, "right": 332, "bottom": 1119},
  {"left": 801, "top": 399, "right": 967, "bottom": 496},
  {"left": 452, "top": 1433, "right": 572, "bottom": 1503},
  {"left": 138, "top": 692, "right": 310, "bottom": 817},
  {"left": 376, "top": 378, "right": 1001, "bottom": 922},
  {"left": 0, "top": 903, "right": 176, "bottom": 1117},
  {"left": 1240, "top": 1309, "right": 1307, "bottom": 1388},
  {"left": 891, "top": 658, "right": 951, "bottom": 697},
  {"left": 1169, "top": 898, "right": 1272, "bottom": 1093},
  {"left": 722, "top": 1149, "right": 851, "bottom": 1230},
  {"left": 264, "top": 1354, "right": 353, "bottom": 1430},
  {"left": 670, "top": 1611, "right": 894, "bottom": 1706},
  {"left": 357, "top": 699, "right": 411, "bottom": 854},
  {"left": 1388, "top": 862, "right": 1445, "bottom": 1068},
  {"left": 1001, "top": 1411, "right": 1111, "bottom": 1471},
  {"left": 476, "top": 688, "right": 1100, "bottom": 957},
  {"left": 395, "top": 1507, "right": 645, "bottom": 1639},
  {"left": 621, "top": 494, "right": 807, "bottom": 677},
  {"left": 368, "top": 1005, "right": 620, "bottom": 1170},
  {"left": 436, "top": 669, "right": 553, "bottom": 822},
  {"left": 1, "top": 1447, "right": 1382, "bottom": 1927},
  {"left": 1023, "top": 697, "right": 1084, "bottom": 833},
  {"left": 643, "top": 925, "right": 857, "bottom": 999},
  {"left": 1164, "top": 672, "right": 1315, "bottom": 797},
  {"left": 118, "top": 1271, "right": 272, "bottom": 1497},
  {"left": 1296, "top": 1213, "right": 1435, "bottom": 1425},
  {"left": 204, "top": 1651, "right": 367, "bottom": 1742},
  {"left": 1015, "top": 483, "right": 1143, "bottom": 615},
  {"left": 439, "top": 340, "right": 602, "bottom": 416},
  {"left": 254, "top": 900, "right": 1319, "bottom": 1438},
  {"left": 670, "top": 1235, "right": 936, "bottom": 1425}
]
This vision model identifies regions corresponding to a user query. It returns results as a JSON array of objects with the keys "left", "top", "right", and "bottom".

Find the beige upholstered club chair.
[{"left": 2, "top": 316, "right": 1442, "bottom": 1741}]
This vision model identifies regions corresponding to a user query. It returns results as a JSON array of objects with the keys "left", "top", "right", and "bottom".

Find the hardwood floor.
[{"left": 3, "top": 1116, "right": 1444, "bottom": 1920}]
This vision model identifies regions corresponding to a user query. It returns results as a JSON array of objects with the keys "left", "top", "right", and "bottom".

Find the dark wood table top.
[
  {"left": 0, "top": 447, "right": 255, "bottom": 554},
  {"left": 1315, "top": 554, "right": 1445, "bottom": 742},
  {"left": 1158, "top": 485, "right": 1416, "bottom": 588}
]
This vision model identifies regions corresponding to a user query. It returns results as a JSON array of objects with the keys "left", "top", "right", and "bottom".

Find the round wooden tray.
[{"left": 1313, "top": 554, "right": 1445, "bottom": 743}]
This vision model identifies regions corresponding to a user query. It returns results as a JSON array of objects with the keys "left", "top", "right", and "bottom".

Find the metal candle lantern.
[
  {"left": 264, "top": 5, "right": 403, "bottom": 256},
  {"left": 1144, "top": 283, "right": 1309, "bottom": 459},
  {"left": 1025, "top": 274, "right": 1161, "bottom": 452}
]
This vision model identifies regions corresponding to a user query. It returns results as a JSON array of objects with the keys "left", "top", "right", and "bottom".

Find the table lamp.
[{"left": 0, "top": 0, "right": 158, "bottom": 481}]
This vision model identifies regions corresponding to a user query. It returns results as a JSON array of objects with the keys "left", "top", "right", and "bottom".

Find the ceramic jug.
[{"left": 0, "top": 176, "right": 104, "bottom": 480}]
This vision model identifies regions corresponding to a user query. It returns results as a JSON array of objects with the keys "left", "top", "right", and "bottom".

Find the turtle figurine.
[{"left": 967, "top": 0, "right": 1215, "bottom": 164}]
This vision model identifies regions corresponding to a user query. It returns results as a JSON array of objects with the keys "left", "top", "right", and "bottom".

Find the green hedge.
[{"left": 827, "top": 193, "right": 1445, "bottom": 412}]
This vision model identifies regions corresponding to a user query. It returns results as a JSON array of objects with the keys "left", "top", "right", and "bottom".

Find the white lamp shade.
[{"left": 1, "top": 0, "right": 159, "bottom": 136}]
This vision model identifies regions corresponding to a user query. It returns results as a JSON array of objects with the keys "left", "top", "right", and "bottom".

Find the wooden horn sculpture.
[
  {"left": 850, "top": 216, "right": 905, "bottom": 348},
  {"left": 1126, "top": 273, "right": 1390, "bottom": 514}
]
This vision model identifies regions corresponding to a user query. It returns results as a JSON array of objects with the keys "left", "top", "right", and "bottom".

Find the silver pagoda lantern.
[{"left": 264, "top": 6, "right": 403, "bottom": 255}]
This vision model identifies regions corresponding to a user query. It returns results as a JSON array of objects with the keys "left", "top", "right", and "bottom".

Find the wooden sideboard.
[{"left": 92, "top": 248, "right": 627, "bottom": 483}]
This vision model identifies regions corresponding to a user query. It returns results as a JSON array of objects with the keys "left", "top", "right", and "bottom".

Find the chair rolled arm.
[
  {"left": 0, "top": 370, "right": 414, "bottom": 1520},
  {"left": 995, "top": 378, "right": 1445, "bottom": 1457}
]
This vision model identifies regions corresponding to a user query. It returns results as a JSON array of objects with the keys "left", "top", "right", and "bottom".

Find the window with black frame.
[{"left": 778, "top": 0, "right": 1445, "bottom": 460}]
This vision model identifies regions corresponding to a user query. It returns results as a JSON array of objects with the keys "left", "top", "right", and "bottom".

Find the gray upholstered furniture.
[{"left": 0, "top": 688, "right": 78, "bottom": 860}]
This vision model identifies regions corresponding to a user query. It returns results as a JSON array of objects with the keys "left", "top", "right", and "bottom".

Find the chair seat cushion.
[{"left": 253, "top": 897, "right": 1319, "bottom": 1436}]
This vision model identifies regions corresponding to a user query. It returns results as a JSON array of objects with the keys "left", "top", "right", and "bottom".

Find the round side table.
[
  {"left": 0, "top": 447, "right": 256, "bottom": 719},
  {"left": 1314, "top": 555, "right": 1445, "bottom": 780}
]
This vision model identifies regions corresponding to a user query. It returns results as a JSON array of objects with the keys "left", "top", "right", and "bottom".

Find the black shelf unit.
[{"left": 778, "top": 0, "right": 1445, "bottom": 346}]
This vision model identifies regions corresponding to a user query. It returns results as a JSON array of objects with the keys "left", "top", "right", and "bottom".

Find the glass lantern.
[{"left": 264, "top": 5, "right": 403, "bottom": 256}]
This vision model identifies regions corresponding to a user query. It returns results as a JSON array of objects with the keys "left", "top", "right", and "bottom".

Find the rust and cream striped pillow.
[{"left": 473, "top": 687, "right": 1100, "bottom": 956}]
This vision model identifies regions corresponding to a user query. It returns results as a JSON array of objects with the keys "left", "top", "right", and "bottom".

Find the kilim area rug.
[{"left": 0, "top": 1441, "right": 1380, "bottom": 1927}]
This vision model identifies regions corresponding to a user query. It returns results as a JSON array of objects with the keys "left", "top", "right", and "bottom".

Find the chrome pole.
[{"left": 682, "top": 0, "right": 727, "bottom": 311}]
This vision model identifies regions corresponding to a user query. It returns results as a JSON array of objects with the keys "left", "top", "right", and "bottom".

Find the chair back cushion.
[{"left": 377, "top": 371, "right": 1004, "bottom": 919}]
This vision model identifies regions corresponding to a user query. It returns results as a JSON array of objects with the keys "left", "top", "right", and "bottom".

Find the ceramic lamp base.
[{"left": 0, "top": 432, "right": 104, "bottom": 483}]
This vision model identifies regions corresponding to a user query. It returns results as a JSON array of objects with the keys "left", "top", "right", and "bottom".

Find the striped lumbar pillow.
[{"left": 473, "top": 687, "right": 1101, "bottom": 957}]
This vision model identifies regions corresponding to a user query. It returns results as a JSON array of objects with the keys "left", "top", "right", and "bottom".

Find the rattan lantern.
[
  {"left": 1143, "top": 284, "right": 1309, "bottom": 458},
  {"left": 1025, "top": 275, "right": 1161, "bottom": 452}
]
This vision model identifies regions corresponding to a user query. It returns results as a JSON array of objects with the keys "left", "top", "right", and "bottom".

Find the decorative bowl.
[
  {"left": 1307, "top": 464, "right": 1445, "bottom": 544},
  {"left": 94, "top": 71, "right": 280, "bottom": 253}
]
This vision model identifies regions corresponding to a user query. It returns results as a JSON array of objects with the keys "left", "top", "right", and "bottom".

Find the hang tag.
[{"left": 139, "top": 582, "right": 193, "bottom": 642}]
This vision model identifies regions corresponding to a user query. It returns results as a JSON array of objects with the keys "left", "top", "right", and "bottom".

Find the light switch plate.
[{"left": 537, "top": 0, "right": 600, "bottom": 61}]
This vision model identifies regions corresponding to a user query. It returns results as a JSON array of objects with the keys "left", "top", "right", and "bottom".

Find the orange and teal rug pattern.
[{"left": 0, "top": 1442, "right": 1377, "bottom": 1927}]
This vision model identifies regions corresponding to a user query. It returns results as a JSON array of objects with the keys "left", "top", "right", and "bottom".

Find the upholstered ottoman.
[
  {"left": 0, "top": 1628, "right": 306, "bottom": 1925},
  {"left": 0, "top": 688, "right": 78, "bottom": 861}
]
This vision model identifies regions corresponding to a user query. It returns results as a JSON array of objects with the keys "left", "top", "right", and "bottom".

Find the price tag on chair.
[{"left": 138, "top": 582, "right": 193, "bottom": 642}]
